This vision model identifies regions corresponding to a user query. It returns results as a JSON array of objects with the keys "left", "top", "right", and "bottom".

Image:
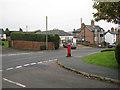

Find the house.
[
  {"left": 73, "top": 20, "right": 105, "bottom": 45},
  {"left": 105, "top": 27, "right": 120, "bottom": 44},
  {"left": 0, "top": 28, "right": 6, "bottom": 40},
  {"left": 36, "top": 29, "right": 74, "bottom": 46}
]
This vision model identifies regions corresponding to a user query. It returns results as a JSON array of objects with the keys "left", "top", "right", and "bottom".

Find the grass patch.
[{"left": 83, "top": 51, "right": 118, "bottom": 69}]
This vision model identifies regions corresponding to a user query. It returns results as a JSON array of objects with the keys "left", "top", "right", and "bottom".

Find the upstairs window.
[{"left": 94, "top": 29, "right": 97, "bottom": 34}]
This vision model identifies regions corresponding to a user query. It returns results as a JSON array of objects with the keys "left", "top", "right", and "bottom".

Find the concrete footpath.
[{"left": 57, "top": 55, "right": 120, "bottom": 84}]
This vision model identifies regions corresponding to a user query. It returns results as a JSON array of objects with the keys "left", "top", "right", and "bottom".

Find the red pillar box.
[{"left": 67, "top": 44, "right": 71, "bottom": 57}]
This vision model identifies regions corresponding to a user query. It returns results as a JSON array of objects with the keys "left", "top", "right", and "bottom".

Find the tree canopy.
[
  {"left": 93, "top": 2, "right": 120, "bottom": 24},
  {"left": 5, "top": 28, "right": 10, "bottom": 36},
  {"left": 19, "top": 28, "right": 23, "bottom": 32}
]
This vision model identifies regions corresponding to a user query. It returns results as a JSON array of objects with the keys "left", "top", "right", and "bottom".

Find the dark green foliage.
[
  {"left": 40, "top": 45, "right": 46, "bottom": 50},
  {"left": 54, "top": 34, "right": 60, "bottom": 49},
  {"left": 115, "top": 44, "right": 120, "bottom": 66},
  {"left": 102, "top": 41, "right": 107, "bottom": 46},
  {"left": 5, "top": 28, "right": 10, "bottom": 36},
  {"left": 11, "top": 32, "right": 60, "bottom": 49},
  {"left": 19, "top": 28, "right": 23, "bottom": 32},
  {"left": 93, "top": 2, "right": 120, "bottom": 24}
]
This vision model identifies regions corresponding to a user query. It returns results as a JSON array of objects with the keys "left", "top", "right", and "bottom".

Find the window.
[
  {"left": 76, "top": 33, "right": 79, "bottom": 36},
  {"left": 100, "top": 34, "right": 103, "bottom": 37},
  {"left": 94, "top": 37, "right": 98, "bottom": 41},
  {"left": 94, "top": 29, "right": 97, "bottom": 34}
]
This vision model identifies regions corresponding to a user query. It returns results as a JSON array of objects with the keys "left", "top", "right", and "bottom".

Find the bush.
[
  {"left": 101, "top": 48, "right": 115, "bottom": 52},
  {"left": 115, "top": 44, "right": 120, "bottom": 66},
  {"left": 54, "top": 34, "right": 59, "bottom": 49},
  {"left": 40, "top": 45, "right": 46, "bottom": 50}
]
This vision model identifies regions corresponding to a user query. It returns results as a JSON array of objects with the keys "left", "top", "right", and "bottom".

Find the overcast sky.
[{"left": 0, "top": 0, "right": 118, "bottom": 32}]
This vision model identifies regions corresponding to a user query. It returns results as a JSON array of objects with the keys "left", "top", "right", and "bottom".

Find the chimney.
[
  {"left": 81, "top": 23, "right": 85, "bottom": 28},
  {"left": 91, "top": 20, "right": 94, "bottom": 26},
  {"left": 111, "top": 27, "right": 114, "bottom": 32}
]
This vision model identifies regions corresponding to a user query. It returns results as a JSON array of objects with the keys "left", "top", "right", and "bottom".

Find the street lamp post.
[{"left": 46, "top": 16, "right": 48, "bottom": 50}]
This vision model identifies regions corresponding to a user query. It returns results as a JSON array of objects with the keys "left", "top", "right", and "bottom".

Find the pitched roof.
[
  {"left": 36, "top": 29, "right": 73, "bottom": 36},
  {"left": 73, "top": 25, "right": 104, "bottom": 33},
  {"left": 104, "top": 31, "right": 119, "bottom": 35},
  {"left": 0, "top": 28, "right": 5, "bottom": 34}
]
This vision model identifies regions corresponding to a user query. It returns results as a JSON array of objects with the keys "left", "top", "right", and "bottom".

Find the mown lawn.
[{"left": 83, "top": 51, "right": 118, "bottom": 69}]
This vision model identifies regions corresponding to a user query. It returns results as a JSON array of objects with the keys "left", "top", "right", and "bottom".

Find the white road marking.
[
  {"left": 23, "top": 64, "right": 30, "bottom": 67},
  {"left": 43, "top": 61, "right": 48, "bottom": 63},
  {"left": 6, "top": 68, "right": 14, "bottom": 71},
  {"left": 3, "top": 78, "right": 26, "bottom": 88},
  {"left": 30, "top": 63, "right": 36, "bottom": 65},
  {"left": 16, "top": 66, "right": 22, "bottom": 69},
  {"left": 37, "top": 61, "right": 42, "bottom": 64},
  {"left": 54, "top": 59, "right": 57, "bottom": 61},
  {"left": 0, "top": 70, "right": 2, "bottom": 72}
]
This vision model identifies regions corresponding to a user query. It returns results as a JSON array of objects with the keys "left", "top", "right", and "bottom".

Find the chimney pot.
[
  {"left": 111, "top": 27, "right": 114, "bottom": 32},
  {"left": 91, "top": 20, "right": 94, "bottom": 26}
]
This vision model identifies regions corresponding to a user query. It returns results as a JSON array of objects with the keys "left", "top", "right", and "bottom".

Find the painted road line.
[
  {"left": 23, "top": 64, "right": 30, "bottom": 67},
  {"left": 37, "top": 61, "right": 42, "bottom": 64},
  {"left": 43, "top": 61, "right": 48, "bottom": 63},
  {"left": 0, "top": 70, "right": 2, "bottom": 72},
  {"left": 3, "top": 78, "right": 26, "bottom": 88},
  {"left": 30, "top": 63, "right": 36, "bottom": 65},
  {"left": 16, "top": 66, "right": 22, "bottom": 69},
  {"left": 54, "top": 59, "right": 57, "bottom": 61},
  {"left": 6, "top": 68, "right": 14, "bottom": 71}
]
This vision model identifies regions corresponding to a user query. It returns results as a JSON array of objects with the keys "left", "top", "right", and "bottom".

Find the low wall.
[{"left": 12, "top": 40, "right": 54, "bottom": 50}]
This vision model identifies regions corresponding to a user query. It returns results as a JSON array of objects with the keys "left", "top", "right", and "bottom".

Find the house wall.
[
  {"left": 84, "top": 27, "right": 94, "bottom": 44},
  {"left": 12, "top": 40, "right": 54, "bottom": 50},
  {"left": 116, "top": 34, "right": 120, "bottom": 43},
  {"left": 105, "top": 32, "right": 116, "bottom": 44}
]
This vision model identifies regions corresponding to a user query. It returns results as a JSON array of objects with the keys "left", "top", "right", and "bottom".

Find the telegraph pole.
[
  {"left": 46, "top": 16, "right": 48, "bottom": 50},
  {"left": 26, "top": 25, "right": 28, "bottom": 32}
]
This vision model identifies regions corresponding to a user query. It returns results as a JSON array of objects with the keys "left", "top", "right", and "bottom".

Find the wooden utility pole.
[{"left": 46, "top": 16, "right": 48, "bottom": 50}]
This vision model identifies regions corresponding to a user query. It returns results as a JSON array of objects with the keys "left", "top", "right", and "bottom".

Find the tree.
[
  {"left": 5, "top": 28, "right": 10, "bottom": 36},
  {"left": 33, "top": 30, "right": 41, "bottom": 33},
  {"left": 93, "top": 2, "right": 120, "bottom": 24},
  {"left": 19, "top": 28, "right": 23, "bottom": 32}
]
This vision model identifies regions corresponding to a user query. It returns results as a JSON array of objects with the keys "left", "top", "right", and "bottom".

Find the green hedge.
[
  {"left": 101, "top": 48, "right": 115, "bottom": 52},
  {"left": 40, "top": 45, "right": 46, "bottom": 50},
  {"left": 11, "top": 32, "right": 60, "bottom": 49},
  {"left": 115, "top": 44, "right": 120, "bottom": 66}
]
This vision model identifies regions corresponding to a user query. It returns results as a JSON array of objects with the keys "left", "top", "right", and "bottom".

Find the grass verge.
[{"left": 83, "top": 51, "right": 118, "bottom": 69}]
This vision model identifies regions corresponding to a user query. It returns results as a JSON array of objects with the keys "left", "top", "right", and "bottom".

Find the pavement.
[{"left": 57, "top": 52, "right": 120, "bottom": 84}]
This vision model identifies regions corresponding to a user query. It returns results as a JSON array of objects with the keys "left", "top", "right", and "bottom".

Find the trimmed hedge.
[
  {"left": 101, "top": 48, "right": 115, "bottom": 52},
  {"left": 115, "top": 44, "right": 120, "bottom": 66},
  {"left": 11, "top": 32, "right": 60, "bottom": 49}
]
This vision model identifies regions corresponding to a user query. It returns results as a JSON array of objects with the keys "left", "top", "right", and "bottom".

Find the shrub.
[
  {"left": 101, "top": 48, "right": 115, "bottom": 52},
  {"left": 40, "top": 45, "right": 46, "bottom": 50},
  {"left": 54, "top": 34, "right": 59, "bottom": 49},
  {"left": 115, "top": 44, "right": 120, "bottom": 66}
]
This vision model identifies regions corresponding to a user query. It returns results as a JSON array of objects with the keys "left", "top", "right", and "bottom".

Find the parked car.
[
  {"left": 63, "top": 42, "right": 77, "bottom": 49},
  {"left": 108, "top": 44, "right": 116, "bottom": 48}
]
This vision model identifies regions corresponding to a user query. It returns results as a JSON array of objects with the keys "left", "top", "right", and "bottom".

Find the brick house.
[{"left": 73, "top": 20, "right": 105, "bottom": 45}]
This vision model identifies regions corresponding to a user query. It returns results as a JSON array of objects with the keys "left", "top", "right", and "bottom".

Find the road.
[{"left": 2, "top": 47, "right": 119, "bottom": 88}]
